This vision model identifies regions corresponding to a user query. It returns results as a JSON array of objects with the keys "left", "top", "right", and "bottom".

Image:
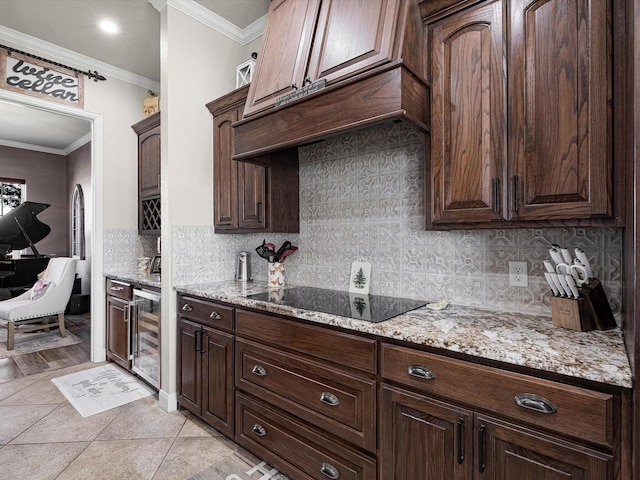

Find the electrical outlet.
[{"left": 509, "top": 261, "right": 528, "bottom": 287}]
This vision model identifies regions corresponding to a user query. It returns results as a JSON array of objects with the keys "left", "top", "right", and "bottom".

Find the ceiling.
[{"left": 0, "top": 0, "right": 269, "bottom": 154}]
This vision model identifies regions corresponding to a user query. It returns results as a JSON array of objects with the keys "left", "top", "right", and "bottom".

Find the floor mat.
[
  {"left": 190, "top": 450, "right": 289, "bottom": 480},
  {"left": 52, "top": 363, "right": 155, "bottom": 417},
  {"left": 0, "top": 327, "right": 82, "bottom": 359}
]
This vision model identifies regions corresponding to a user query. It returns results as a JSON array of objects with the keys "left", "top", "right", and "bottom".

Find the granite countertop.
[
  {"left": 105, "top": 272, "right": 161, "bottom": 289},
  {"left": 175, "top": 280, "right": 633, "bottom": 389}
]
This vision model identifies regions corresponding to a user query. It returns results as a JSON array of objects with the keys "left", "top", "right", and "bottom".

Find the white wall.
[
  {"left": 83, "top": 76, "right": 148, "bottom": 231},
  {"left": 158, "top": 4, "right": 253, "bottom": 411}
]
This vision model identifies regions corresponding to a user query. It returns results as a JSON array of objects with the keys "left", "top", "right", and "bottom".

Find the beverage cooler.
[{"left": 132, "top": 289, "right": 161, "bottom": 388}]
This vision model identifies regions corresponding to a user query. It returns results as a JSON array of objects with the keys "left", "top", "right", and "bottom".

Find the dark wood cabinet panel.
[
  {"left": 306, "top": 0, "right": 402, "bottom": 84},
  {"left": 427, "top": 0, "right": 617, "bottom": 229},
  {"left": 236, "top": 338, "right": 376, "bottom": 451},
  {"left": 132, "top": 112, "right": 161, "bottom": 234},
  {"left": 236, "top": 392, "right": 377, "bottom": 480},
  {"left": 509, "top": 0, "right": 611, "bottom": 221},
  {"left": 243, "top": 0, "right": 321, "bottom": 117},
  {"left": 201, "top": 326, "right": 234, "bottom": 435},
  {"left": 476, "top": 415, "right": 612, "bottom": 480},
  {"left": 212, "top": 108, "right": 238, "bottom": 230},
  {"left": 177, "top": 318, "right": 200, "bottom": 414},
  {"left": 244, "top": 0, "right": 424, "bottom": 118},
  {"left": 429, "top": 0, "right": 505, "bottom": 225},
  {"left": 177, "top": 296, "right": 235, "bottom": 438},
  {"left": 106, "top": 295, "right": 130, "bottom": 371},
  {"left": 380, "top": 384, "right": 473, "bottom": 480},
  {"left": 207, "top": 86, "right": 298, "bottom": 233},
  {"left": 238, "top": 161, "right": 266, "bottom": 229}
]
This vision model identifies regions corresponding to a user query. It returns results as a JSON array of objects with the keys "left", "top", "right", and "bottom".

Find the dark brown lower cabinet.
[
  {"left": 380, "top": 384, "right": 612, "bottom": 480},
  {"left": 476, "top": 415, "right": 612, "bottom": 480},
  {"left": 177, "top": 318, "right": 234, "bottom": 437},
  {"left": 106, "top": 279, "right": 132, "bottom": 370},
  {"left": 380, "top": 384, "right": 473, "bottom": 480},
  {"left": 236, "top": 392, "right": 377, "bottom": 480},
  {"left": 106, "top": 295, "right": 130, "bottom": 370}
]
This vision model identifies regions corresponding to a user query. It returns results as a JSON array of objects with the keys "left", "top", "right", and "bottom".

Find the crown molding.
[
  {"left": 0, "top": 25, "right": 160, "bottom": 92},
  {"left": 0, "top": 132, "right": 91, "bottom": 156},
  {"left": 163, "top": 0, "right": 266, "bottom": 45}
]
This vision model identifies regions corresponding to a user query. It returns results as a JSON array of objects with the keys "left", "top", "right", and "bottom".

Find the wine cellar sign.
[{"left": 0, "top": 50, "right": 84, "bottom": 107}]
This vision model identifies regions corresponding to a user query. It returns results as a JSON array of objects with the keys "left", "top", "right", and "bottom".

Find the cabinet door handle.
[
  {"left": 407, "top": 365, "right": 436, "bottom": 380},
  {"left": 291, "top": 83, "right": 298, "bottom": 90},
  {"left": 514, "top": 393, "right": 557, "bottom": 414},
  {"left": 181, "top": 304, "right": 193, "bottom": 312},
  {"left": 478, "top": 424, "right": 486, "bottom": 473},
  {"left": 252, "top": 423, "right": 267, "bottom": 436},
  {"left": 320, "top": 392, "right": 340, "bottom": 406},
  {"left": 257, "top": 202, "right": 262, "bottom": 223},
  {"left": 199, "top": 328, "right": 205, "bottom": 353},
  {"left": 304, "top": 76, "right": 312, "bottom": 85},
  {"left": 320, "top": 462, "right": 340, "bottom": 479},
  {"left": 512, "top": 175, "right": 519, "bottom": 212},
  {"left": 209, "top": 311, "right": 221, "bottom": 320},
  {"left": 251, "top": 365, "right": 267, "bottom": 376},
  {"left": 456, "top": 418, "right": 464, "bottom": 464},
  {"left": 493, "top": 177, "right": 500, "bottom": 213}
]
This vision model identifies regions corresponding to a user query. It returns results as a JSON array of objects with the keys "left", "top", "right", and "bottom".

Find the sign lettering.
[{"left": 0, "top": 50, "right": 84, "bottom": 107}]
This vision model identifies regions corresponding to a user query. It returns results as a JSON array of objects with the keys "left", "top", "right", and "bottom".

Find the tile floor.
[
  {"left": 0, "top": 315, "right": 288, "bottom": 480},
  {"left": 0, "top": 362, "right": 280, "bottom": 479}
]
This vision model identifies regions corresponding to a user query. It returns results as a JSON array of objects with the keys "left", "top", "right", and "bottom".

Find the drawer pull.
[
  {"left": 320, "top": 392, "right": 340, "bottom": 406},
  {"left": 209, "top": 311, "right": 221, "bottom": 319},
  {"left": 251, "top": 365, "right": 267, "bottom": 376},
  {"left": 181, "top": 304, "right": 193, "bottom": 312},
  {"left": 320, "top": 462, "right": 340, "bottom": 479},
  {"left": 408, "top": 365, "right": 436, "bottom": 380},
  {"left": 110, "top": 286, "right": 124, "bottom": 291},
  {"left": 251, "top": 424, "right": 267, "bottom": 436},
  {"left": 514, "top": 393, "right": 557, "bottom": 414}
]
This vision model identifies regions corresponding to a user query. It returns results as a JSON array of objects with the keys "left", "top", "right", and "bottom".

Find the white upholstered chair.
[{"left": 0, "top": 257, "right": 77, "bottom": 350}]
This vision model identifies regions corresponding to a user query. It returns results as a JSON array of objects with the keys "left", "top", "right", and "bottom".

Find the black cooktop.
[{"left": 247, "top": 286, "right": 427, "bottom": 323}]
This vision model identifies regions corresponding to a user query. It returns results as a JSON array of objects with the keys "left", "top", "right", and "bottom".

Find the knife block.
[{"left": 549, "top": 279, "right": 616, "bottom": 331}]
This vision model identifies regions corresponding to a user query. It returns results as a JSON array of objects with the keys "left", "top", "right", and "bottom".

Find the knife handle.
[{"left": 574, "top": 248, "right": 594, "bottom": 278}]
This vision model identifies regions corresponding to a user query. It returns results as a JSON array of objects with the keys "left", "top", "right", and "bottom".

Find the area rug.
[
  {"left": 190, "top": 451, "right": 289, "bottom": 480},
  {"left": 52, "top": 363, "right": 155, "bottom": 417},
  {"left": 0, "top": 327, "right": 82, "bottom": 359}
]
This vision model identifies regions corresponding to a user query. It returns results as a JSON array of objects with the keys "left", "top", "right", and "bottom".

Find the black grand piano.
[{"left": 0, "top": 201, "right": 52, "bottom": 299}]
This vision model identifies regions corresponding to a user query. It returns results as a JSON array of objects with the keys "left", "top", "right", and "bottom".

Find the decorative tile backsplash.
[{"left": 107, "top": 122, "right": 623, "bottom": 322}]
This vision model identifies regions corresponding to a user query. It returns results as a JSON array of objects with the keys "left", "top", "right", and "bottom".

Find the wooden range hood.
[{"left": 231, "top": 0, "right": 429, "bottom": 163}]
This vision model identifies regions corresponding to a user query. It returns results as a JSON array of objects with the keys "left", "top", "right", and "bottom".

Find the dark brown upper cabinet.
[
  {"left": 427, "top": 0, "right": 621, "bottom": 229},
  {"left": 207, "top": 86, "right": 299, "bottom": 234},
  {"left": 132, "top": 112, "right": 161, "bottom": 235},
  {"left": 233, "top": 0, "right": 428, "bottom": 161}
]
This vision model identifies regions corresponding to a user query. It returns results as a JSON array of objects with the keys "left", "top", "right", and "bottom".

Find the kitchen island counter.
[{"left": 175, "top": 281, "right": 632, "bottom": 389}]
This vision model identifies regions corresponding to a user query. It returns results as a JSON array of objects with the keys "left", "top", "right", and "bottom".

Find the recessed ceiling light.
[{"left": 97, "top": 19, "right": 121, "bottom": 34}]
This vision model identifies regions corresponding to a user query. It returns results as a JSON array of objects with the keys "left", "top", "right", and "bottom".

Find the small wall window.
[
  {"left": 0, "top": 177, "right": 25, "bottom": 216},
  {"left": 71, "top": 184, "right": 85, "bottom": 260}
]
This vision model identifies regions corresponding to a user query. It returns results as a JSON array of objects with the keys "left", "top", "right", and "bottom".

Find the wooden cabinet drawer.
[
  {"left": 177, "top": 295, "right": 234, "bottom": 332},
  {"left": 236, "top": 338, "right": 376, "bottom": 452},
  {"left": 236, "top": 309, "right": 377, "bottom": 374},
  {"left": 380, "top": 343, "right": 614, "bottom": 447},
  {"left": 106, "top": 279, "right": 132, "bottom": 300},
  {"left": 236, "top": 393, "right": 376, "bottom": 480}
]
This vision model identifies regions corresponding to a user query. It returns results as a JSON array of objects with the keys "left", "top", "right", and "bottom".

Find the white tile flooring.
[{"left": 0, "top": 362, "right": 286, "bottom": 480}]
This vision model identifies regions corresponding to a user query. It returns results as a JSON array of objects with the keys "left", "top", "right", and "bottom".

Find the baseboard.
[{"left": 159, "top": 389, "right": 177, "bottom": 412}]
